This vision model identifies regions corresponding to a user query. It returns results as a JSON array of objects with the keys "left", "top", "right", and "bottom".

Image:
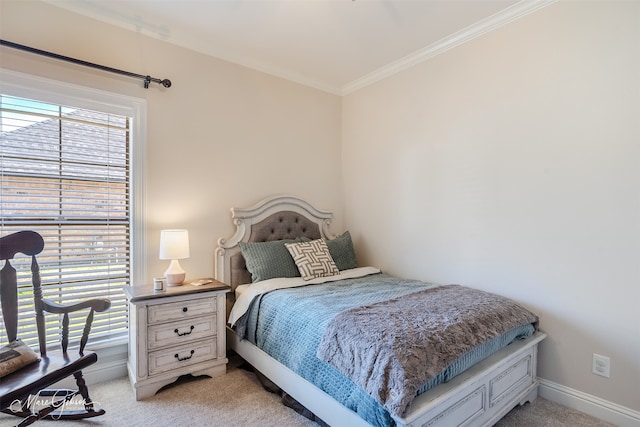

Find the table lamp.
[{"left": 159, "top": 229, "right": 190, "bottom": 286}]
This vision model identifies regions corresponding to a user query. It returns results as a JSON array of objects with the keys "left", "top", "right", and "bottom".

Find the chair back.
[{"left": 1, "top": 231, "right": 46, "bottom": 354}]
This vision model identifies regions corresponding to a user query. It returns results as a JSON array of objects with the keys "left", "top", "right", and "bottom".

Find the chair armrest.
[
  {"left": 41, "top": 298, "right": 111, "bottom": 355},
  {"left": 42, "top": 298, "right": 111, "bottom": 314}
]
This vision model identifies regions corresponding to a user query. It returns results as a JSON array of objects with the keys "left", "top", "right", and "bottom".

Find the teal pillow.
[
  {"left": 239, "top": 238, "right": 307, "bottom": 282},
  {"left": 326, "top": 231, "right": 357, "bottom": 271}
]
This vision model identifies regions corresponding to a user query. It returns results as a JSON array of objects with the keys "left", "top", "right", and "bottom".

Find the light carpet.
[{"left": 0, "top": 354, "right": 614, "bottom": 427}]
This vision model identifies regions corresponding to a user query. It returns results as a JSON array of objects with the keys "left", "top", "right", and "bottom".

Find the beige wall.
[
  {"left": 343, "top": 1, "right": 639, "bottom": 412},
  {"left": 0, "top": 1, "right": 343, "bottom": 282}
]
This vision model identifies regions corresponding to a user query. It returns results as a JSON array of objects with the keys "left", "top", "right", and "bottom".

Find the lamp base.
[
  {"left": 165, "top": 272, "right": 185, "bottom": 286},
  {"left": 164, "top": 259, "right": 186, "bottom": 286}
]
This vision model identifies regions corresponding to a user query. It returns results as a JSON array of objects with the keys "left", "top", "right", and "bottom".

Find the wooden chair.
[{"left": 0, "top": 231, "right": 111, "bottom": 426}]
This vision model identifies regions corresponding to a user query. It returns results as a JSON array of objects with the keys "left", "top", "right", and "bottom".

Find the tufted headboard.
[{"left": 215, "top": 195, "right": 334, "bottom": 298}]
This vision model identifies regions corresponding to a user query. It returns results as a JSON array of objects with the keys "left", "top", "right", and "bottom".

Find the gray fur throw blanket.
[{"left": 316, "top": 284, "right": 539, "bottom": 417}]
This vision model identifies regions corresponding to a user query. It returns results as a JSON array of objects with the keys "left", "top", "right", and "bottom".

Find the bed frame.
[{"left": 215, "top": 195, "right": 546, "bottom": 427}]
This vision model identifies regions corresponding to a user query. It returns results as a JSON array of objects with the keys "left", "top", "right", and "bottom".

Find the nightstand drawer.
[
  {"left": 147, "top": 296, "right": 216, "bottom": 323},
  {"left": 148, "top": 339, "right": 217, "bottom": 376},
  {"left": 148, "top": 315, "right": 216, "bottom": 350}
]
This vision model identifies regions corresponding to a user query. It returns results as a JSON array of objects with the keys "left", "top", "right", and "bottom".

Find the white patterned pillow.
[{"left": 285, "top": 239, "right": 339, "bottom": 281}]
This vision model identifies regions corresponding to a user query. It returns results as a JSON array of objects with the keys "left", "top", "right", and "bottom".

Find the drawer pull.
[
  {"left": 175, "top": 350, "right": 195, "bottom": 361},
  {"left": 174, "top": 325, "right": 195, "bottom": 336},
  {"left": 182, "top": 307, "right": 188, "bottom": 313}
]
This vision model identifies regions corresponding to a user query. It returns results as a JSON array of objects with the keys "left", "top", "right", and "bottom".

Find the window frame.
[{"left": 1, "top": 68, "right": 146, "bottom": 344}]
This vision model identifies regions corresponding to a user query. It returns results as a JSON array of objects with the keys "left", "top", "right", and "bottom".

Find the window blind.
[{"left": 1, "top": 94, "right": 130, "bottom": 349}]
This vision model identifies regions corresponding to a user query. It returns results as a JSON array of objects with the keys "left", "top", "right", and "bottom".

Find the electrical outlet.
[{"left": 592, "top": 353, "right": 610, "bottom": 378}]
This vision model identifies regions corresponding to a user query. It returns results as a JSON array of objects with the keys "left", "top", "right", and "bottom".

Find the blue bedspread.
[{"left": 240, "top": 273, "right": 535, "bottom": 427}]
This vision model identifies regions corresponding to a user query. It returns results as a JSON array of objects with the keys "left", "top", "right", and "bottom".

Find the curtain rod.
[{"left": 0, "top": 39, "right": 172, "bottom": 89}]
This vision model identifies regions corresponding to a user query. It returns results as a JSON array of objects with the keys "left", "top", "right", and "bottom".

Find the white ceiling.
[{"left": 44, "top": 0, "right": 553, "bottom": 95}]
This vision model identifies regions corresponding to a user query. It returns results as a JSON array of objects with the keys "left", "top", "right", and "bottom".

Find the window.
[{"left": 0, "top": 70, "right": 146, "bottom": 349}]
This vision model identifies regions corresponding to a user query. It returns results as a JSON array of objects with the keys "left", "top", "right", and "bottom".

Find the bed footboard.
[{"left": 399, "top": 332, "right": 546, "bottom": 427}]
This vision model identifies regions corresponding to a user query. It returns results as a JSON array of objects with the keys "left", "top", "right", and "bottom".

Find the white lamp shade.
[{"left": 159, "top": 229, "right": 190, "bottom": 260}]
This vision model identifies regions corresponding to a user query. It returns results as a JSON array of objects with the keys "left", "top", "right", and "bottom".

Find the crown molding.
[
  {"left": 341, "top": 0, "right": 557, "bottom": 95},
  {"left": 41, "top": 0, "right": 556, "bottom": 97}
]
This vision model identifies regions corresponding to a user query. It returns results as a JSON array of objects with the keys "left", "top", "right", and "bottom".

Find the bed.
[{"left": 215, "top": 195, "right": 546, "bottom": 427}]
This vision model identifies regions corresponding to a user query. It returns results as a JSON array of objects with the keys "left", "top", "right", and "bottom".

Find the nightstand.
[{"left": 123, "top": 280, "right": 230, "bottom": 400}]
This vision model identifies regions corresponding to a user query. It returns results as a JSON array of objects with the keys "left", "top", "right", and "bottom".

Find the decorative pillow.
[
  {"left": 239, "top": 238, "right": 307, "bottom": 282},
  {"left": 285, "top": 239, "right": 339, "bottom": 281},
  {"left": 326, "top": 231, "right": 357, "bottom": 271},
  {"left": 0, "top": 340, "right": 39, "bottom": 378}
]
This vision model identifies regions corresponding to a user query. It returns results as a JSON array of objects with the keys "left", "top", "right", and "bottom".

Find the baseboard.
[
  {"left": 539, "top": 378, "right": 640, "bottom": 427},
  {"left": 83, "top": 339, "right": 129, "bottom": 385},
  {"left": 80, "top": 356, "right": 128, "bottom": 386}
]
